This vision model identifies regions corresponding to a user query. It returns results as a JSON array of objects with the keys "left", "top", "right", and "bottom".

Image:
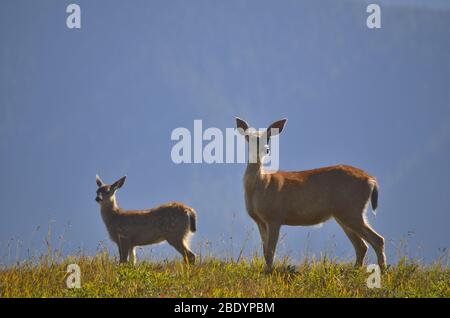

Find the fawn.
[
  {"left": 95, "top": 175, "right": 197, "bottom": 264},
  {"left": 236, "top": 117, "right": 385, "bottom": 270}
]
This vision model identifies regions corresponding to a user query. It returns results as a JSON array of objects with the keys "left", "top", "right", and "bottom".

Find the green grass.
[{"left": 1, "top": 252, "right": 449, "bottom": 298}]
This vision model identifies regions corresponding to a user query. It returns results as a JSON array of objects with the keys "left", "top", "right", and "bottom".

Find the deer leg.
[
  {"left": 360, "top": 224, "right": 386, "bottom": 268},
  {"left": 117, "top": 243, "right": 124, "bottom": 263},
  {"left": 183, "top": 241, "right": 196, "bottom": 264},
  {"left": 128, "top": 246, "right": 136, "bottom": 265},
  {"left": 336, "top": 220, "right": 368, "bottom": 267},
  {"left": 339, "top": 217, "right": 386, "bottom": 268},
  {"left": 256, "top": 221, "right": 268, "bottom": 256},
  {"left": 264, "top": 222, "right": 281, "bottom": 270},
  {"left": 118, "top": 235, "right": 130, "bottom": 263},
  {"left": 168, "top": 239, "right": 196, "bottom": 264}
]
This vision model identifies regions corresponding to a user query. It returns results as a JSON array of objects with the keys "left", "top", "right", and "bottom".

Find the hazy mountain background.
[{"left": 1, "top": 0, "right": 449, "bottom": 265}]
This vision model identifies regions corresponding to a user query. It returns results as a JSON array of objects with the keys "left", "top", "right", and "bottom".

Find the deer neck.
[
  {"left": 244, "top": 162, "right": 264, "bottom": 191},
  {"left": 100, "top": 195, "right": 120, "bottom": 223}
]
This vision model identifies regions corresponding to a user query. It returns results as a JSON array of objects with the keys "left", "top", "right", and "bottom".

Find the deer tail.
[
  {"left": 188, "top": 208, "right": 197, "bottom": 233},
  {"left": 370, "top": 181, "right": 379, "bottom": 213}
]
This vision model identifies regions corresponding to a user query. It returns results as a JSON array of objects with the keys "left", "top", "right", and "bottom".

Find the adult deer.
[{"left": 235, "top": 118, "right": 385, "bottom": 270}]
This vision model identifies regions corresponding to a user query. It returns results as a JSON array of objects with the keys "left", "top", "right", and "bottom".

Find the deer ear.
[
  {"left": 235, "top": 117, "right": 249, "bottom": 136},
  {"left": 96, "top": 174, "right": 104, "bottom": 187},
  {"left": 267, "top": 119, "right": 287, "bottom": 138},
  {"left": 112, "top": 176, "right": 126, "bottom": 191}
]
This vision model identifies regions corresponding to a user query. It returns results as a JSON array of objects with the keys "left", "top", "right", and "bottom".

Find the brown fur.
[
  {"left": 95, "top": 175, "right": 196, "bottom": 264},
  {"left": 236, "top": 118, "right": 386, "bottom": 269}
]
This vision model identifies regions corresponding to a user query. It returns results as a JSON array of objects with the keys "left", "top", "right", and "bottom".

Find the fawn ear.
[
  {"left": 112, "top": 176, "right": 126, "bottom": 191},
  {"left": 96, "top": 174, "right": 104, "bottom": 187},
  {"left": 235, "top": 117, "right": 250, "bottom": 135},
  {"left": 267, "top": 119, "right": 287, "bottom": 138}
]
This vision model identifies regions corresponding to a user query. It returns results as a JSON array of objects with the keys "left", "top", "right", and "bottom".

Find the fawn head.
[
  {"left": 235, "top": 117, "right": 287, "bottom": 164},
  {"left": 95, "top": 175, "right": 126, "bottom": 204}
]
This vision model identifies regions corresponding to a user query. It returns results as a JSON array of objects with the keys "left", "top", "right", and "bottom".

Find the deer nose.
[{"left": 95, "top": 196, "right": 102, "bottom": 203}]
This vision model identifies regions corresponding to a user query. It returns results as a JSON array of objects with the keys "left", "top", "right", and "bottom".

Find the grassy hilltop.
[{"left": 0, "top": 251, "right": 449, "bottom": 298}]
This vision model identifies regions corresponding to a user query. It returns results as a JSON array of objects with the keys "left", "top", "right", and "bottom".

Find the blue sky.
[{"left": 0, "top": 0, "right": 449, "bottom": 265}]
